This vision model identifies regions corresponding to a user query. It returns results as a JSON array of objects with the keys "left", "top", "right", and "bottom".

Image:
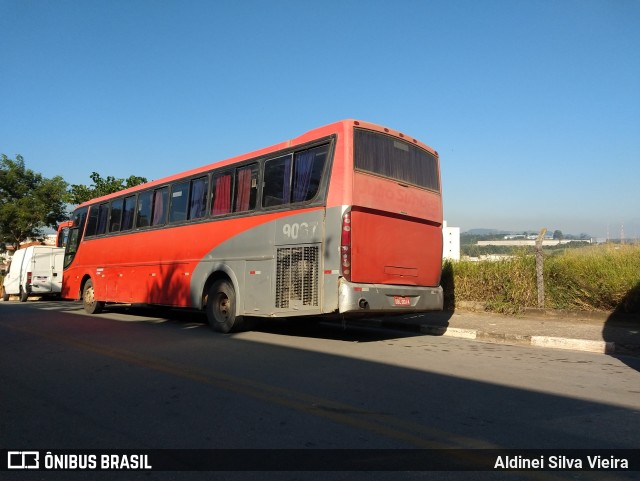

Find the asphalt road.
[{"left": 1, "top": 301, "right": 639, "bottom": 481}]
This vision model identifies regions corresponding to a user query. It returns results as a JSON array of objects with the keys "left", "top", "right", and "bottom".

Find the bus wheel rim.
[{"left": 85, "top": 287, "right": 94, "bottom": 305}]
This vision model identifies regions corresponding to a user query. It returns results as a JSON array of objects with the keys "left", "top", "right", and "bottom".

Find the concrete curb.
[
  {"left": 358, "top": 319, "right": 637, "bottom": 356},
  {"left": 420, "top": 325, "right": 623, "bottom": 355},
  {"left": 530, "top": 336, "right": 615, "bottom": 354}
]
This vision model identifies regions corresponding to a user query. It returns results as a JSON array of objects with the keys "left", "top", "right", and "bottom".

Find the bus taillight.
[{"left": 341, "top": 211, "right": 352, "bottom": 281}]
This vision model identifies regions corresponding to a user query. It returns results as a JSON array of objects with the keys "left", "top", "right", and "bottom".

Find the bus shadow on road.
[
  {"left": 253, "top": 309, "right": 455, "bottom": 343},
  {"left": 253, "top": 318, "right": 421, "bottom": 343},
  {"left": 85, "top": 302, "right": 444, "bottom": 343},
  {"left": 28, "top": 299, "right": 454, "bottom": 343}
]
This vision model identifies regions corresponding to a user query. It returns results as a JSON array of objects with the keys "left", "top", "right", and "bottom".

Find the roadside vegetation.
[
  {"left": 0, "top": 153, "right": 147, "bottom": 253},
  {"left": 443, "top": 244, "right": 640, "bottom": 316}
]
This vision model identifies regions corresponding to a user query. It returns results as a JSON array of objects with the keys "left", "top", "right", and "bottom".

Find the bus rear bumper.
[{"left": 338, "top": 279, "right": 443, "bottom": 313}]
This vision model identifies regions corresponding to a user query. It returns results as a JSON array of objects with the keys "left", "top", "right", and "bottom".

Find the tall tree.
[
  {"left": 0, "top": 154, "right": 69, "bottom": 252},
  {"left": 67, "top": 172, "right": 147, "bottom": 205}
]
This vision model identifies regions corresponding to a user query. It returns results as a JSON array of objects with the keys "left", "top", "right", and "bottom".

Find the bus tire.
[
  {"left": 19, "top": 287, "right": 29, "bottom": 302},
  {"left": 206, "top": 279, "right": 243, "bottom": 333},
  {"left": 82, "top": 279, "right": 105, "bottom": 314}
]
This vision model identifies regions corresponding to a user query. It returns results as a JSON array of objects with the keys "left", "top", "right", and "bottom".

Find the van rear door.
[
  {"left": 52, "top": 251, "right": 64, "bottom": 293},
  {"left": 30, "top": 247, "right": 54, "bottom": 294},
  {"left": 30, "top": 247, "right": 65, "bottom": 295}
]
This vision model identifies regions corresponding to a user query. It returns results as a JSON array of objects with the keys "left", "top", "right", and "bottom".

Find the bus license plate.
[{"left": 393, "top": 296, "right": 411, "bottom": 306}]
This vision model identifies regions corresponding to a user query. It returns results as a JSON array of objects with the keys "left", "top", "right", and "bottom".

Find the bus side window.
[
  {"left": 109, "top": 199, "right": 123, "bottom": 233},
  {"left": 96, "top": 203, "right": 109, "bottom": 235},
  {"left": 151, "top": 187, "right": 168, "bottom": 226},
  {"left": 262, "top": 155, "right": 292, "bottom": 207},
  {"left": 292, "top": 145, "right": 328, "bottom": 202},
  {"left": 136, "top": 191, "right": 153, "bottom": 228},
  {"left": 189, "top": 176, "right": 208, "bottom": 220},
  {"left": 169, "top": 181, "right": 189, "bottom": 224},
  {"left": 211, "top": 171, "right": 232, "bottom": 216},
  {"left": 234, "top": 164, "right": 258, "bottom": 212},
  {"left": 121, "top": 195, "right": 136, "bottom": 231},
  {"left": 85, "top": 206, "right": 99, "bottom": 237}
]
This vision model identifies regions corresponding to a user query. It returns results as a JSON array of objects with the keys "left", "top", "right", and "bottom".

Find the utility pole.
[{"left": 535, "top": 228, "right": 547, "bottom": 309}]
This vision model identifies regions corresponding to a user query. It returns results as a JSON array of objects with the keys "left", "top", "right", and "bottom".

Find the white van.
[{"left": 1, "top": 246, "right": 65, "bottom": 302}]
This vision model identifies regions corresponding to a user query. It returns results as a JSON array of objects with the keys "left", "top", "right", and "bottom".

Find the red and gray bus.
[{"left": 62, "top": 120, "right": 444, "bottom": 332}]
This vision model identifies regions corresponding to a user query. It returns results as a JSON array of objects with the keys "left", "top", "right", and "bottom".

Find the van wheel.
[
  {"left": 2, "top": 288, "right": 9, "bottom": 302},
  {"left": 82, "top": 279, "right": 105, "bottom": 314},
  {"left": 206, "top": 280, "right": 244, "bottom": 333},
  {"left": 19, "top": 287, "right": 29, "bottom": 302}
]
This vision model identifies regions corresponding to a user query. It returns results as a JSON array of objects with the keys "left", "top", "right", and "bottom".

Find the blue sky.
[{"left": 1, "top": 0, "right": 638, "bottom": 238}]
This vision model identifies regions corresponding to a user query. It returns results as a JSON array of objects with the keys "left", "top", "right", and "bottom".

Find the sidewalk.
[{"left": 355, "top": 308, "right": 640, "bottom": 357}]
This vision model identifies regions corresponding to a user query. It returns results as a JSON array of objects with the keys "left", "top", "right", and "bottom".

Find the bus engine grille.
[{"left": 276, "top": 245, "right": 319, "bottom": 309}]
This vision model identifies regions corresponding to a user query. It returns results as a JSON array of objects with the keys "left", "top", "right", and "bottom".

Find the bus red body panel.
[
  {"left": 350, "top": 209, "right": 442, "bottom": 287},
  {"left": 350, "top": 171, "right": 442, "bottom": 287}
]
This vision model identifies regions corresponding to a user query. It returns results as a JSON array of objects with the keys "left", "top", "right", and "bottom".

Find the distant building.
[
  {"left": 442, "top": 221, "right": 460, "bottom": 261},
  {"left": 504, "top": 234, "right": 553, "bottom": 240},
  {"left": 477, "top": 239, "right": 591, "bottom": 247}
]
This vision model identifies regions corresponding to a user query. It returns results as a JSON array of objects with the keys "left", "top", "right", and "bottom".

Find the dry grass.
[
  {"left": 545, "top": 244, "right": 640, "bottom": 312},
  {"left": 443, "top": 244, "right": 640, "bottom": 315}
]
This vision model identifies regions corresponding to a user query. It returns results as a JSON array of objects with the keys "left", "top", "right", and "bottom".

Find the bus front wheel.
[
  {"left": 206, "top": 280, "right": 243, "bottom": 333},
  {"left": 82, "top": 279, "right": 105, "bottom": 314}
]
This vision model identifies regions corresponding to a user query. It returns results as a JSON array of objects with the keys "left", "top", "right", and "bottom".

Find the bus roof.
[{"left": 75, "top": 119, "right": 438, "bottom": 209}]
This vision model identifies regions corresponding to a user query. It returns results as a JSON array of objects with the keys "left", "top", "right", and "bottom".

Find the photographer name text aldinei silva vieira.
[{"left": 494, "top": 454, "right": 629, "bottom": 470}]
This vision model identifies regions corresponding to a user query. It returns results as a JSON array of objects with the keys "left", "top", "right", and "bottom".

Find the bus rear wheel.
[
  {"left": 82, "top": 279, "right": 105, "bottom": 314},
  {"left": 206, "top": 280, "right": 243, "bottom": 333}
]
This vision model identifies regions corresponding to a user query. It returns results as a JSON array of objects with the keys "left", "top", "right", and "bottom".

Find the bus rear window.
[{"left": 354, "top": 129, "right": 440, "bottom": 191}]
